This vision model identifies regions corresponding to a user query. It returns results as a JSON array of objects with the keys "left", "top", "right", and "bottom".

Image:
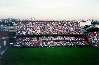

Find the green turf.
[{"left": 3, "top": 48, "right": 99, "bottom": 65}]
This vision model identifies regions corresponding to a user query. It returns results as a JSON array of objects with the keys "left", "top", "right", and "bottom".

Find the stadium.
[{"left": 0, "top": 18, "right": 99, "bottom": 65}]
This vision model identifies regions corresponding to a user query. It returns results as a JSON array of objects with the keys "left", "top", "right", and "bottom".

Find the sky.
[{"left": 0, "top": 0, "right": 99, "bottom": 19}]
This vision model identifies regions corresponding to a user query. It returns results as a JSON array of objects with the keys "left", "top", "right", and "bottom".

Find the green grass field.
[{"left": 3, "top": 48, "right": 99, "bottom": 65}]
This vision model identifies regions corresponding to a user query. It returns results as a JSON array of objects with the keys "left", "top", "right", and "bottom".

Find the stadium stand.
[
  {"left": 14, "top": 20, "right": 89, "bottom": 47},
  {"left": 0, "top": 18, "right": 99, "bottom": 48}
]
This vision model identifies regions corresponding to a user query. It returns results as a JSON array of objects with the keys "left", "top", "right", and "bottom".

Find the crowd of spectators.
[
  {"left": 14, "top": 20, "right": 86, "bottom": 47},
  {"left": 16, "top": 20, "right": 83, "bottom": 35},
  {"left": 15, "top": 36, "right": 85, "bottom": 47},
  {"left": 0, "top": 18, "right": 98, "bottom": 47},
  {"left": 0, "top": 18, "right": 16, "bottom": 31},
  {"left": 89, "top": 32, "right": 99, "bottom": 46}
]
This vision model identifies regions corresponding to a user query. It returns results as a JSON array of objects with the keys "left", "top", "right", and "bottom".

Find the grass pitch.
[{"left": 3, "top": 48, "right": 99, "bottom": 65}]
